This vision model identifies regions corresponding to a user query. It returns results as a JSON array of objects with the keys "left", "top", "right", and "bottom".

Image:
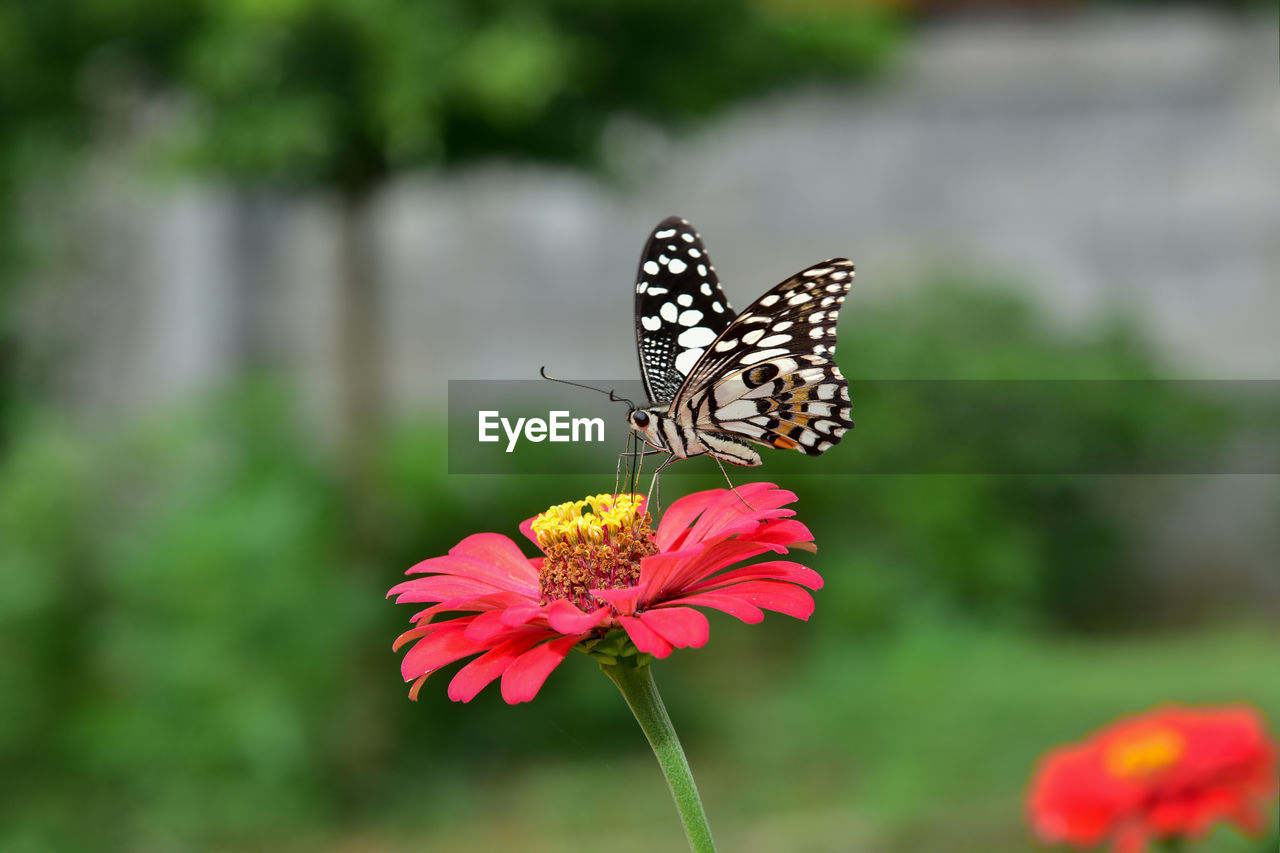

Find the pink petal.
[
  {"left": 639, "top": 607, "right": 710, "bottom": 649},
  {"left": 636, "top": 548, "right": 709, "bottom": 604},
  {"left": 643, "top": 488, "right": 811, "bottom": 603},
  {"left": 407, "top": 674, "right": 430, "bottom": 701},
  {"left": 696, "top": 509, "right": 797, "bottom": 547},
  {"left": 407, "top": 606, "right": 436, "bottom": 623},
  {"left": 684, "top": 484, "right": 797, "bottom": 547},
  {"left": 389, "top": 575, "right": 514, "bottom": 603},
  {"left": 450, "top": 532, "right": 539, "bottom": 580},
  {"left": 1112, "top": 822, "right": 1148, "bottom": 853},
  {"left": 544, "top": 600, "right": 610, "bottom": 634},
  {"left": 500, "top": 634, "right": 583, "bottom": 704},
  {"left": 618, "top": 615, "right": 675, "bottom": 658},
  {"left": 713, "top": 579, "right": 817, "bottom": 620},
  {"left": 655, "top": 488, "right": 725, "bottom": 551},
  {"left": 1223, "top": 800, "right": 1266, "bottom": 836},
  {"left": 392, "top": 624, "right": 433, "bottom": 652},
  {"left": 592, "top": 583, "right": 649, "bottom": 617},
  {"left": 405, "top": 536, "right": 539, "bottom": 596},
  {"left": 688, "top": 560, "right": 824, "bottom": 593},
  {"left": 661, "top": 591, "right": 765, "bottom": 623},
  {"left": 697, "top": 538, "right": 786, "bottom": 567},
  {"left": 499, "top": 604, "right": 543, "bottom": 627},
  {"left": 518, "top": 515, "right": 540, "bottom": 550},
  {"left": 400, "top": 620, "right": 486, "bottom": 681},
  {"left": 645, "top": 539, "right": 781, "bottom": 598},
  {"left": 447, "top": 631, "right": 552, "bottom": 703},
  {"left": 407, "top": 591, "right": 530, "bottom": 624},
  {"left": 748, "top": 519, "right": 815, "bottom": 551},
  {"left": 404, "top": 553, "right": 471, "bottom": 576},
  {"left": 462, "top": 609, "right": 513, "bottom": 643}
]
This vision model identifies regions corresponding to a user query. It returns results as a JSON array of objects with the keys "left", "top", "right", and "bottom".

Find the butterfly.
[{"left": 626, "top": 216, "right": 854, "bottom": 471}]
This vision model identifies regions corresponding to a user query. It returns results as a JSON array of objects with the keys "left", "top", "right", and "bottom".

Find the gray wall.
[{"left": 20, "top": 9, "right": 1279, "bottom": 428}]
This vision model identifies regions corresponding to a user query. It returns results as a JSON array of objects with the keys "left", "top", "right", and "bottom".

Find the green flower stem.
[{"left": 601, "top": 659, "right": 717, "bottom": 853}]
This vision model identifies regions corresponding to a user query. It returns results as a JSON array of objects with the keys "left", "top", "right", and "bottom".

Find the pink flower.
[
  {"left": 1027, "top": 705, "right": 1278, "bottom": 853},
  {"left": 389, "top": 483, "right": 822, "bottom": 704}
]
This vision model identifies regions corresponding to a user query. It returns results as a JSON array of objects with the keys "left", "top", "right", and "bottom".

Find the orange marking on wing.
[{"left": 771, "top": 436, "right": 799, "bottom": 450}]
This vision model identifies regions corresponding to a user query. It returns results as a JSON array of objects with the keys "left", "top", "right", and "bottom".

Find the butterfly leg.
[
  {"left": 645, "top": 453, "right": 678, "bottom": 513},
  {"left": 614, "top": 433, "right": 637, "bottom": 496},
  {"left": 616, "top": 441, "right": 663, "bottom": 497},
  {"left": 710, "top": 453, "right": 756, "bottom": 511}
]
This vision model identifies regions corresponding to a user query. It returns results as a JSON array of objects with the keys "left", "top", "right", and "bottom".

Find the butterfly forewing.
[
  {"left": 634, "top": 217, "right": 735, "bottom": 406},
  {"left": 679, "top": 259, "right": 855, "bottom": 456}
]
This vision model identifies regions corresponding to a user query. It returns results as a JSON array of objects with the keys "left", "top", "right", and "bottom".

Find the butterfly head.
[{"left": 627, "top": 406, "right": 668, "bottom": 451}]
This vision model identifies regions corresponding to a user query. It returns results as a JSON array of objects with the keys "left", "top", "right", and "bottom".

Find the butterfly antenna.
[
  {"left": 539, "top": 367, "right": 635, "bottom": 409},
  {"left": 608, "top": 388, "right": 638, "bottom": 409}
]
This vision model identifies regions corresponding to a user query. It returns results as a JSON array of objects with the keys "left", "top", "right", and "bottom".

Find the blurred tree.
[
  {"left": 163, "top": 0, "right": 896, "bottom": 499},
  {"left": 0, "top": 0, "right": 898, "bottom": 820},
  {"left": 2, "top": 0, "right": 898, "bottom": 467},
  {"left": 123, "top": 0, "right": 895, "bottom": 499},
  {"left": 0, "top": 0, "right": 203, "bottom": 445}
]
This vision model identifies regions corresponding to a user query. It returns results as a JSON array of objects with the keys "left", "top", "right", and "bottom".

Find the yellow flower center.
[
  {"left": 532, "top": 494, "right": 657, "bottom": 611},
  {"left": 1105, "top": 727, "right": 1185, "bottom": 778}
]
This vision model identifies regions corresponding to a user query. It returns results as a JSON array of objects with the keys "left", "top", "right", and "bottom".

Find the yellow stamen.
[
  {"left": 532, "top": 494, "right": 646, "bottom": 549},
  {"left": 1105, "top": 727, "right": 1185, "bottom": 778},
  {"left": 532, "top": 494, "right": 656, "bottom": 611}
]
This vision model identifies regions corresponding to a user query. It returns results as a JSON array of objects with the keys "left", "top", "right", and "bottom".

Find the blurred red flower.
[
  {"left": 389, "top": 483, "right": 821, "bottom": 704},
  {"left": 1027, "top": 705, "right": 1278, "bottom": 853}
]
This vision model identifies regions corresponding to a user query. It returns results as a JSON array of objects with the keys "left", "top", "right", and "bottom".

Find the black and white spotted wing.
[
  {"left": 634, "top": 217, "right": 735, "bottom": 406},
  {"left": 680, "top": 260, "right": 854, "bottom": 457},
  {"left": 629, "top": 216, "right": 854, "bottom": 467}
]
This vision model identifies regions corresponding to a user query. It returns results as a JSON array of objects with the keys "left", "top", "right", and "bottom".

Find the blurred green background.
[{"left": 1, "top": 1, "right": 1277, "bottom": 852}]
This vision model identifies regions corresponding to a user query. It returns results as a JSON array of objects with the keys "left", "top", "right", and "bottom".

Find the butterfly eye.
[{"left": 632, "top": 410, "right": 650, "bottom": 428}]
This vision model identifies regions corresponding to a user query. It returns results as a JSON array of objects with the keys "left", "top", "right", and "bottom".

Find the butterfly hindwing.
[
  {"left": 634, "top": 217, "right": 735, "bottom": 406},
  {"left": 700, "top": 356, "right": 852, "bottom": 456},
  {"left": 681, "top": 259, "right": 855, "bottom": 456},
  {"left": 627, "top": 217, "right": 854, "bottom": 467}
]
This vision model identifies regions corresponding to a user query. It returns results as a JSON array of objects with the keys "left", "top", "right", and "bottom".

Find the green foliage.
[
  {"left": 0, "top": 0, "right": 898, "bottom": 452},
  {"left": 0, "top": 0, "right": 899, "bottom": 190},
  {"left": 804, "top": 282, "right": 1239, "bottom": 631},
  {"left": 460, "top": 281, "right": 1242, "bottom": 631},
  {"left": 0, "top": 391, "right": 372, "bottom": 848},
  {"left": 165, "top": 0, "right": 899, "bottom": 186},
  {"left": 0, "top": 1, "right": 199, "bottom": 162},
  {"left": 0, "top": 282, "right": 1267, "bottom": 850}
]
